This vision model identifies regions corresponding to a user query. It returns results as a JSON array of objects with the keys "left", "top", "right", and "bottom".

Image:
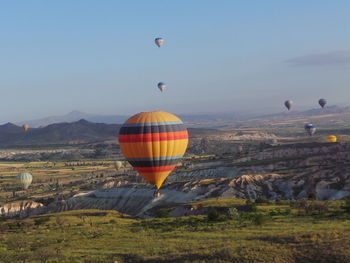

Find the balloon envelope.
[
  {"left": 158, "top": 82, "right": 166, "bottom": 92},
  {"left": 114, "top": 161, "right": 123, "bottom": 170},
  {"left": 16, "top": 172, "right": 33, "bottom": 190},
  {"left": 270, "top": 139, "right": 278, "bottom": 145},
  {"left": 155, "top": 38, "right": 164, "bottom": 47},
  {"left": 284, "top": 100, "right": 293, "bottom": 110},
  {"left": 319, "top": 98, "right": 327, "bottom": 108},
  {"left": 326, "top": 135, "right": 337, "bottom": 143},
  {"left": 22, "top": 124, "right": 29, "bottom": 132},
  {"left": 118, "top": 111, "right": 188, "bottom": 189},
  {"left": 304, "top": 124, "right": 316, "bottom": 136}
]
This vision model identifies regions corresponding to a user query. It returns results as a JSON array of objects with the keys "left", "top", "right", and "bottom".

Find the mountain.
[
  {"left": 17, "top": 110, "right": 249, "bottom": 128},
  {"left": 16, "top": 106, "right": 350, "bottom": 129},
  {"left": 257, "top": 105, "right": 350, "bottom": 119},
  {"left": 0, "top": 119, "right": 220, "bottom": 147},
  {"left": 0, "top": 119, "right": 122, "bottom": 147},
  {"left": 17, "top": 110, "right": 128, "bottom": 128}
]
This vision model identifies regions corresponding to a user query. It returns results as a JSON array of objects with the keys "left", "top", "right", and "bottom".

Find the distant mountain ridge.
[
  {"left": 16, "top": 111, "right": 128, "bottom": 128},
  {"left": 257, "top": 105, "right": 350, "bottom": 119},
  {"left": 0, "top": 119, "right": 220, "bottom": 147},
  {"left": 0, "top": 119, "right": 122, "bottom": 147},
  {"left": 15, "top": 106, "right": 350, "bottom": 128}
]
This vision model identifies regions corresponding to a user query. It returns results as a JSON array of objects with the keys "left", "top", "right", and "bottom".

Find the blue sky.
[{"left": 0, "top": 0, "right": 349, "bottom": 122}]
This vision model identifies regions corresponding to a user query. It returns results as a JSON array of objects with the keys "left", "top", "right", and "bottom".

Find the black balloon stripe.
[
  {"left": 127, "top": 159, "right": 181, "bottom": 167},
  {"left": 119, "top": 124, "right": 186, "bottom": 135}
]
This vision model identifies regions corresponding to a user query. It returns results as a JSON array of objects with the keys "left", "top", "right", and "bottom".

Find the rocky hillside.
[{"left": 2, "top": 142, "right": 350, "bottom": 219}]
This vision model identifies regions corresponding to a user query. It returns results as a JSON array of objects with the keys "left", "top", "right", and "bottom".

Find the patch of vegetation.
[{"left": 0, "top": 199, "right": 349, "bottom": 263}]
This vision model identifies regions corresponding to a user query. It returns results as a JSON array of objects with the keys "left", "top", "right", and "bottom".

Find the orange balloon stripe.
[
  {"left": 135, "top": 165, "right": 176, "bottom": 173},
  {"left": 119, "top": 131, "right": 188, "bottom": 143}
]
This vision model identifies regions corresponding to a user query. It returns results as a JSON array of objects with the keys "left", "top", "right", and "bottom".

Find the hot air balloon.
[
  {"left": 319, "top": 98, "right": 327, "bottom": 108},
  {"left": 22, "top": 124, "right": 29, "bottom": 132},
  {"left": 158, "top": 82, "right": 166, "bottom": 92},
  {"left": 304, "top": 124, "right": 316, "bottom": 136},
  {"left": 270, "top": 138, "right": 278, "bottom": 145},
  {"left": 16, "top": 172, "right": 33, "bottom": 191},
  {"left": 284, "top": 100, "right": 293, "bottom": 111},
  {"left": 326, "top": 135, "right": 337, "bottom": 143},
  {"left": 114, "top": 161, "right": 123, "bottom": 170},
  {"left": 155, "top": 37, "right": 164, "bottom": 47},
  {"left": 118, "top": 111, "right": 188, "bottom": 196}
]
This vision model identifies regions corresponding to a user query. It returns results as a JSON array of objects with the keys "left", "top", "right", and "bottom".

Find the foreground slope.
[{"left": 0, "top": 198, "right": 350, "bottom": 263}]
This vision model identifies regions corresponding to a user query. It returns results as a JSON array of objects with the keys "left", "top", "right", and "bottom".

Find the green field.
[{"left": 1, "top": 197, "right": 349, "bottom": 263}]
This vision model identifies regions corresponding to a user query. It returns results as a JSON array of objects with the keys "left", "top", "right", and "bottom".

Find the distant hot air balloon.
[
  {"left": 22, "top": 124, "right": 29, "bottom": 132},
  {"left": 155, "top": 37, "right": 164, "bottom": 47},
  {"left": 16, "top": 172, "right": 33, "bottom": 191},
  {"left": 270, "top": 138, "right": 278, "bottom": 145},
  {"left": 284, "top": 100, "right": 293, "bottom": 111},
  {"left": 304, "top": 124, "right": 316, "bottom": 136},
  {"left": 326, "top": 135, "right": 337, "bottom": 143},
  {"left": 158, "top": 82, "right": 166, "bottom": 92},
  {"left": 114, "top": 161, "right": 123, "bottom": 170},
  {"left": 319, "top": 98, "right": 327, "bottom": 108},
  {"left": 118, "top": 111, "right": 188, "bottom": 196}
]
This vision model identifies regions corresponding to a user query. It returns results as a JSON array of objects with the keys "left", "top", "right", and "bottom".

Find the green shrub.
[
  {"left": 245, "top": 199, "right": 253, "bottom": 205},
  {"left": 255, "top": 197, "right": 270, "bottom": 204},
  {"left": 269, "top": 209, "right": 278, "bottom": 216},
  {"left": 252, "top": 213, "right": 269, "bottom": 226},
  {"left": 284, "top": 208, "right": 292, "bottom": 215},
  {"left": 308, "top": 192, "right": 317, "bottom": 200},
  {"left": 207, "top": 208, "right": 219, "bottom": 221},
  {"left": 34, "top": 217, "right": 50, "bottom": 226},
  {"left": 342, "top": 198, "right": 350, "bottom": 213},
  {"left": 156, "top": 209, "right": 169, "bottom": 218},
  {"left": 227, "top": 207, "right": 239, "bottom": 219},
  {"left": 250, "top": 204, "right": 258, "bottom": 212}
]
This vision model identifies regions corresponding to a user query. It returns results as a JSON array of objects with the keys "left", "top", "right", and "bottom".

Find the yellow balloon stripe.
[
  {"left": 140, "top": 171, "right": 173, "bottom": 189},
  {"left": 125, "top": 111, "right": 181, "bottom": 124}
]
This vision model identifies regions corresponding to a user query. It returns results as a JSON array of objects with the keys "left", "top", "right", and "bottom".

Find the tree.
[
  {"left": 227, "top": 207, "right": 239, "bottom": 219},
  {"left": 207, "top": 208, "right": 219, "bottom": 221}
]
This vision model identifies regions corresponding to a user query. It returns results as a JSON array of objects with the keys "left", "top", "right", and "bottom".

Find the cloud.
[{"left": 286, "top": 51, "right": 350, "bottom": 66}]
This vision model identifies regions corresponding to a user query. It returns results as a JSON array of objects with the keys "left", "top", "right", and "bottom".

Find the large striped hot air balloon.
[
  {"left": 16, "top": 172, "right": 33, "bottom": 191},
  {"left": 118, "top": 111, "right": 188, "bottom": 196}
]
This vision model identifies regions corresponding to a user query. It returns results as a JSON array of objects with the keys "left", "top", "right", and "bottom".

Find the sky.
[{"left": 0, "top": 0, "right": 349, "bottom": 122}]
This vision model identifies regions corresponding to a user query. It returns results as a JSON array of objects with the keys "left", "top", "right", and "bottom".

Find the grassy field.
[{"left": 0, "top": 197, "right": 349, "bottom": 263}]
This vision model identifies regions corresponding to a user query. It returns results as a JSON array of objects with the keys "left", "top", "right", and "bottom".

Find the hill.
[
  {"left": 16, "top": 110, "right": 128, "bottom": 128},
  {"left": 0, "top": 200, "right": 349, "bottom": 262},
  {"left": 15, "top": 106, "right": 350, "bottom": 128},
  {"left": 0, "top": 119, "right": 122, "bottom": 147},
  {"left": 0, "top": 119, "right": 221, "bottom": 147}
]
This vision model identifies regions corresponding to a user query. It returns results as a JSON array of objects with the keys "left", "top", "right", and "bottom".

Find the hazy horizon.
[{"left": 0, "top": 1, "right": 349, "bottom": 123}]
